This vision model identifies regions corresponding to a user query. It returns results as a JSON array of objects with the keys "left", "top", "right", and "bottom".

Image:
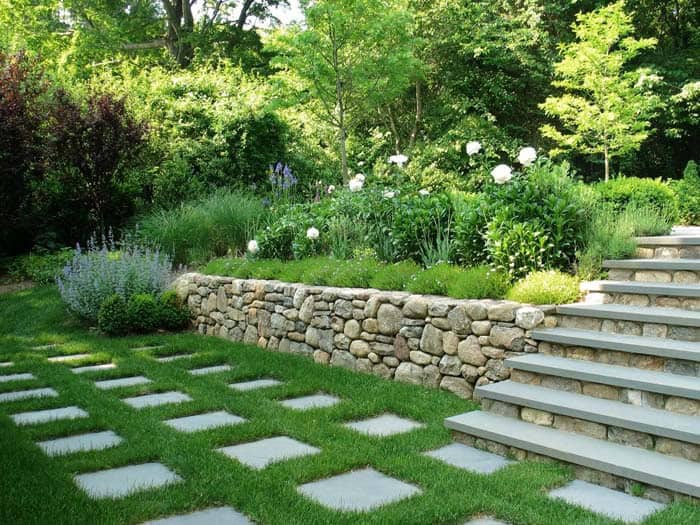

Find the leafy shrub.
[
  {"left": 158, "top": 291, "right": 191, "bottom": 331},
  {"left": 390, "top": 193, "right": 454, "bottom": 263},
  {"left": 327, "top": 257, "right": 383, "bottom": 288},
  {"left": 97, "top": 294, "right": 130, "bottom": 335},
  {"left": 507, "top": 271, "right": 581, "bottom": 305},
  {"left": 454, "top": 159, "right": 592, "bottom": 279},
  {"left": 673, "top": 161, "right": 700, "bottom": 225},
  {"left": 137, "top": 190, "right": 267, "bottom": 265},
  {"left": 576, "top": 203, "right": 672, "bottom": 280},
  {"left": 7, "top": 249, "right": 73, "bottom": 284},
  {"left": 369, "top": 261, "right": 421, "bottom": 291},
  {"left": 126, "top": 294, "right": 161, "bottom": 333},
  {"left": 406, "top": 263, "right": 462, "bottom": 295},
  {"left": 0, "top": 51, "right": 49, "bottom": 255},
  {"left": 595, "top": 176, "right": 679, "bottom": 220},
  {"left": 57, "top": 238, "right": 172, "bottom": 323},
  {"left": 447, "top": 266, "right": 511, "bottom": 299}
]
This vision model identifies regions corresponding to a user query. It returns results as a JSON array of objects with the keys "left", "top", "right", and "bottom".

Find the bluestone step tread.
[
  {"left": 604, "top": 259, "right": 700, "bottom": 271},
  {"left": 636, "top": 236, "right": 700, "bottom": 246},
  {"left": 477, "top": 381, "right": 700, "bottom": 444},
  {"left": 556, "top": 303, "right": 700, "bottom": 327},
  {"left": 582, "top": 280, "right": 700, "bottom": 297},
  {"left": 530, "top": 327, "right": 700, "bottom": 362},
  {"left": 444, "top": 411, "right": 700, "bottom": 498},
  {"left": 506, "top": 354, "right": 700, "bottom": 400}
]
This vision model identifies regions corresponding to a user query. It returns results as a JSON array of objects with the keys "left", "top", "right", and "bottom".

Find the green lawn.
[{"left": 0, "top": 287, "right": 698, "bottom": 525}]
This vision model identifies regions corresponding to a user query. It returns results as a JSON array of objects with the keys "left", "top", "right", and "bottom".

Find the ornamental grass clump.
[{"left": 57, "top": 236, "right": 172, "bottom": 323}]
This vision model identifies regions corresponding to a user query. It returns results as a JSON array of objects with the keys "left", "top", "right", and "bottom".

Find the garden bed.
[{"left": 175, "top": 273, "right": 555, "bottom": 401}]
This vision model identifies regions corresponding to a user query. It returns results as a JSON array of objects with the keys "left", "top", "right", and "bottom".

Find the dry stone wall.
[{"left": 174, "top": 273, "right": 554, "bottom": 400}]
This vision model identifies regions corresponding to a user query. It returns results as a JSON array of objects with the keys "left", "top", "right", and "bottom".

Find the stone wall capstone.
[{"left": 174, "top": 273, "right": 555, "bottom": 400}]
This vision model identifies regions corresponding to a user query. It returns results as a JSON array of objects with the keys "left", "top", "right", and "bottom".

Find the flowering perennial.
[
  {"left": 517, "top": 147, "right": 537, "bottom": 167},
  {"left": 466, "top": 141, "right": 482, "bottom": 155},
  {"left": 491, "top": 164, "right": 513, "bottom": 184}
]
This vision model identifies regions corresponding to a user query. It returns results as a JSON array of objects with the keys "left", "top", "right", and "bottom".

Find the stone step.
[
  {"left": 636, "top": 236, "right": 700, "bottom": 246},
  {"left": 604, "top": 259, "right": 700, "bottom": 271},
  {"left": 582, "top": 280, "right": 700, "bottom": 298},
  {"left": 555, "top": 304, "right": 700, "bottom": 343},
  {"left": 506, "top": 354, "right": 700, "bottom": 400},
  {"left": 557, "top": 303, "right": 700, "bottom": 328},
  {"left": 531, "top": 327, "right": 700, "bottom": 363},
  {"left": 477, "top": 381, "right": 700, "bottom": 445},
  {"left": 444, "top": 411, "right": 700, "bottom": 498},
  {"left": 603, "top": 259, "right": 700, "bottom": 284},
  {"left": 635, "top": 236, "right": 700, "bottom": 259}
]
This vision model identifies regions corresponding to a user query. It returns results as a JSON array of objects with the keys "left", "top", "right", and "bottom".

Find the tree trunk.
[
  {"left": 163, "top": 0, "right": 195, "bottom": 67},
  {"left": 604, "top": 145, "right": 610, "bottom": 182},
  {"left": 386, "top": 106, "right": 401, "bottom": 154},
  {"left": 409, "top": 80, "right": 422, "bottom": 149}
]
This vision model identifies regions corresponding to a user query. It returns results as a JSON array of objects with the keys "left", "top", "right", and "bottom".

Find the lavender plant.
[{"left": 56, "top": 235, "right": 172, "bottom": 322}]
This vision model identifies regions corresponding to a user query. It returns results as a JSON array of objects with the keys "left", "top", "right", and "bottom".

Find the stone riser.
[
  {"left": 636, "top": 246, "right": 700, "bottom": 259},
  {"left": 480, "top": 398, "right": 699, "bottom": 463},
  {"left": 607, "top": 269, "right": 700, "bottom": 284},
  {"left": 510, "top": 369, "right": 700, "bottom": 417},
  {"left": 538, "top": 342, "right": 699, "bottom": 377},
  {"left": 451, "top": 431, "right": 695, "bottom": 504},
  {"left": 557, "top": 315, "right": 700, "bottom": 343},
  {"left": 586, "top": 292, "right": 700, "bottom": 311}
]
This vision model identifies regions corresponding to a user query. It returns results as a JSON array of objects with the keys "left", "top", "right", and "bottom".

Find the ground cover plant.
[{"left": 2, "top": 286, "right": 699, "bottom": 524}]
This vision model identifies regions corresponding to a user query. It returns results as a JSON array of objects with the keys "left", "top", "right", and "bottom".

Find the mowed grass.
[{"left": 0, "top": 288, "right": 698, "bottom": 525}]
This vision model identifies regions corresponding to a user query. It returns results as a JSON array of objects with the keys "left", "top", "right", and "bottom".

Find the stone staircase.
[{"left": 445, "top": 234, "right": 700, "bottom": 503}]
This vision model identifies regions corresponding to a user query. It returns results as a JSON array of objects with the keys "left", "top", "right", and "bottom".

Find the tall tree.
[
  {"left": 540, "top": 1, "right": 662, "bottom": 181},
  {"left": 269, "top": 0, "right": 419, "bottom": 180}
]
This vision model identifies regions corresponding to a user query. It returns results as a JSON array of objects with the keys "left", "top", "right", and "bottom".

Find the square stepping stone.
[
  {"left": 0, "top": 372, "right": 35, "bottom": 383},
  {"left": 0, "top": 387, "right": 58, "bottom": 403},
  {"left": 142, "top": 506, "right": 253, "bottom": 525},
  {"left": 11, "top": 406, "right": 88, "bottom": 426},
  {"left": 32, "top": 344, "right": 60, "bottom": 351},
  {"left": 229, "top": 378, "right": 282, "bottom": 392},
  {"left": 549, "top": 480, "right": 665, "bottom": 523},
  {"left": 424, "top": 443, "right": 513, "bottom": 474},
  {"left": 157, "top": 354, "right": 194, "bottom": 363},
  {"left": 37, "top": 430, "right": 123, "bottom": 456},
  {"left": 164, "top": 411, "right": 246, "bottom": 433},
  {"left": 298, "top": 468, "right": 420, "bottom": 511},
  {"left": 132, "top": 345, "right": 165, "bottom": 352},
  {"left": 217, "top": 436, "right": 320, "bottom": 470},
  {"left": 48, "top": 353, "right": 90, "bottom": 363},
  {"left": 464, "top": 518, "right": 510, "bottom": 525},
  {"left": 123, "top": 391, "right": 192, "bottom": 409},
  {"left": 71, "top": 363, "right": 117, "bottom": 374},
  {"left": 0, "top": 361, "right": 13, "bottom": 368},
  {"left": 280, "top": 393, "right": 340, "bottom": 411},
  {"left": 344, "top": 414, "right": 424, "bottom": 437},
  {"left": 188, "top": 364, "right": 232, "bottom": 376},
  {"left": 95, "top": 376, "right": 151, "bottom": 390},
  {"left": 74, "top": 462, "right": 182, "bottom": 499}
]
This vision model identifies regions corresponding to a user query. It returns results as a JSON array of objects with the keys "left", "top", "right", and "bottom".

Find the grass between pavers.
[{"left": 0, "top": 288, "right": 697, "bottom": 525}]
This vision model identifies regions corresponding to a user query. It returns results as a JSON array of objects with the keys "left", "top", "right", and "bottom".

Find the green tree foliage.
[
  {"left": 268, "top": 0, "right": 419, "bottom": 180},
  {"left": 540, "top": 1, "right": 664, "bottom": 181}
]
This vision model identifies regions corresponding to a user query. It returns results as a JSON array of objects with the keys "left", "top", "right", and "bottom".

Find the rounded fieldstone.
[
  {"left": 439, "top": 376, "right": 474, "bottom": 399},
  {"left": 442, "top": 332, "right": 459, "bottom": 355},
  {"left": 403, "top": 297, "right": 428, "bottom": 319},
  {"left": 409, "top": 351, "right": 432, "bottom": 365},
  {"left": 344, "top": 319, "right": 361, "bottom": 339},
  {"left": 457, "top": 336, "right": 486, "bottom": 366},
  {"left": 377, "top": 304, "right": 403, "bottom": 335},
  {"left": 394, "top": 362, "right": 424, "bottom": 385},
  {"left": 438, "top": 355, "right": 462, "bottom": 376},
  {"left": 515, "top": 306, "right": 545, "bottom": 329},
  {"left": 447, "top": 305, "right": 471, "bottom": 334},
  {"left": 489, "top": 326, "right": 525, "bottom": 350},
  {"left": 350, "top": 340, "right": 371, "bottom": 357},
  {"left": 487, "top": 303, "right": 517, "bottom": 322},
  {"left": 420, "top": 324, "right": 444, "bottom": 356}
]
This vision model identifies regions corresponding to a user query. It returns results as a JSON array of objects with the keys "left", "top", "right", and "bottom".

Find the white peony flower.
[
  {"left": 247, "top": 240, "right": 259, "bottom": 254},
  {"left": 491, "top": 164, "right": 513, "bottom": 184},
  {"left": 418, "top": 188, "right": 430, "bottom": 196},
  {"left": 466, "top": 141, "right": 482, "bottom": 156},
  {"left": 348, "top": 177, "right": 364, "bottom": 192},
  {"left": 355, "top": 173, "right": 366, "bottom": 182},
  {"left": 306, "top": 227, "right": 320, "bottom": 240},
  {"left": 517, "top": 147, "right": 537, "bottom": 167},
  {"left": 382, "top": 190, "right": 396, "bottom": 199},
  {"left": 388, "top": 154, "right": 409, "bottom": 167},
  {"left": 327, "top": 185, "right": 336, "bottom": 194}
]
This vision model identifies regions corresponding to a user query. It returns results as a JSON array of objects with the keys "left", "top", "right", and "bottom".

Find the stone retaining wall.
[{"left": 174, "top": 273, "right": 554, "bottom": 400}]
